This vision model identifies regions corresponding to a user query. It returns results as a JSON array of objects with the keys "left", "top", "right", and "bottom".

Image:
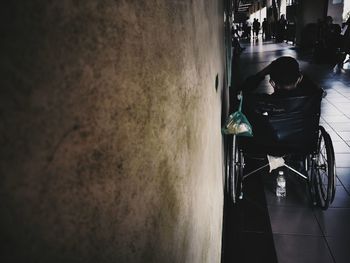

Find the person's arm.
[
  {"left": 256, "top": 64, "right": 271, "bottom": 78},
  {"left": 241, "top": 64, "right": 271, "bottom": 93}
]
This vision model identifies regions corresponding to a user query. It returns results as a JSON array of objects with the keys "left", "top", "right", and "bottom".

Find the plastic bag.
[
  {"left": 222, "top": 94, "right": 253, "bottom": 137},
  {"left": 267, "top": 155, "right": 285, "bottom": 172}
]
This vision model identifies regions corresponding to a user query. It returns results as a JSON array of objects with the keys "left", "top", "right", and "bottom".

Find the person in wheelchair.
[
  {"left": 229, "top": 56, "right": 336, "bottom": 209},
  {"left": 239, "top": 56, "right": 324, "bottom": 154}
]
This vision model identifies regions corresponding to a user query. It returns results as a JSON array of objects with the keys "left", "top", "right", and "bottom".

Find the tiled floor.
[{"left": 232, "top": 40, "right": 350, "bottom": 263}]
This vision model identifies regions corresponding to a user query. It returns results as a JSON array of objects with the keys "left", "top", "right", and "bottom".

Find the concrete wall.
[{"left": 0, "top": 1, "right": 226, "bottom": 262}]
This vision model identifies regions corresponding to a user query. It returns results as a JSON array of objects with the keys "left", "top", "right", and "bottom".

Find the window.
[
  {"left": 286, "top": 0, "right": 296, "bottom": 6},
  {"left": 344, "top": 0, "right": 350, "bottom": 22}
]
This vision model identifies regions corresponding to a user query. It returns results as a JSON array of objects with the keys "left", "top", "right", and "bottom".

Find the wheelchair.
[{"left": 226, "top": 92, "right": 336, "bottom": 210}]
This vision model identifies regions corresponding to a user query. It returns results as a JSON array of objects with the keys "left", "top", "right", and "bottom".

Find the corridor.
[
  {"left": 3, "top": 1, "right": 350, "bottom": 262},
  {"left": 222, "top": 40, "right": 350, "bottom": 263}
]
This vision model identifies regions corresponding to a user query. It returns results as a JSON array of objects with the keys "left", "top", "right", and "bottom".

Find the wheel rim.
[
  {"left": 225, "top": 135, "right": 232, "bottom": 196},
  {"left": 233, "top": 136, "right": 241, "bottom": 200},
  {"left": 235, "top": 145, "right": 243, "bottom": 199},
  {"left": 314, "top": 127, "right": 335, "bottom": 209},
  {"left": 228, "top": 135, "right": 235, "bottom": 203},
  {"left": 316, "top": 134, "right": 329, "bottom": 201},
  {"left": 228, "top": 135, "right": 243, "bottom": 203}
]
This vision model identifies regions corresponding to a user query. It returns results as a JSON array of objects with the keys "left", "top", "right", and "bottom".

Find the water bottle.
[{"left": 276, "top": 170, "right": 286, "bottom": 197}]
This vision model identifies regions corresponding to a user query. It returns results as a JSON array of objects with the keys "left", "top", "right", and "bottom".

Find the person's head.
[
  {"left": 326, "top": 16, "right": 333, "bottom": 25},
  {"left": 269, "top": 56, "right": 303, "bottom": 91}
]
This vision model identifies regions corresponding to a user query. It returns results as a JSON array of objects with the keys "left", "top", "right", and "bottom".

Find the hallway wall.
[{"left": 0, "top": 1, "right": 226, "bottom": 263}]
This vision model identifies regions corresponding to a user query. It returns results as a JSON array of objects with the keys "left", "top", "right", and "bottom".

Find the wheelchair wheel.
[
  {"left": 235, "top": 136, "right": 245, "bottom": 200},
  {"left": 228, "top": 135, "right": 244, "bottom": 203},
  {"left": 226, "top": 135, "right": 234, "bottom": 203},
  {"left": 313, "top": 126, "right": 336, "bottom": 210}
]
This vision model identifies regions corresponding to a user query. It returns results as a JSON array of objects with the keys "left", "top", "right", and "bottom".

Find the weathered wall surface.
[{"left": 0, "top": 1, "right": 225, "bottom": 262}]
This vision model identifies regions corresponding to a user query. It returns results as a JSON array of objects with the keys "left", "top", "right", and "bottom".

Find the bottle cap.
[{"left": 278, "top": 170, "right": 284, "bottom": 175}]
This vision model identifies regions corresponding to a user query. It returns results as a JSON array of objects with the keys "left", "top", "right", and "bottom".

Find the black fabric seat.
[{"left": 240, "top": 93, "right": 322, "bottom": 155}]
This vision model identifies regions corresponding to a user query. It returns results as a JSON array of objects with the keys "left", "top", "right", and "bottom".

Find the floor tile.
[
  {"left": 326, "top": 131, "right": 343, "bottom": 142},
  {"left": 336, "top": 168, "right": 350, "bottom": 193},
  {"left": 332, "top": 141, "right": 350, "bottom": 153},
  {"left": 320, "top": 118, "right": 326, "bottom": 124},
  {"left": 333, "top": 85, "right": 350, "bottom": 90},
  {"left": 329, "top": 185, "right": 350, "bottom": 208},
  {"left": 335, "top": 153, "right": 350, "bottom": 167},
  {"left": 323, "top": 89, "right": 341, "bottom": 94},
  {"left": 321, "top": 106, "right": 343, "bottom": 115},
  {"left": 339, "top": 110, "right": 350, "bottom": 117},
  {"left": 329, "top": 123, "right": 350, "bottom": 132},
  {"left": 337, "top": 110, "right": 350, "bottom": 116},
  {"left": 325, "top": 97, "right": 350, "bottom": 103},
  {"left": 321, "top": 112, "right": 346, "bottom": 118},
  {"left": 320, "top": 123, "right": 333, "bottom": 132},
  {"left": 273, "top": 234, "right": 334, "bottom": 263},
  {"left": 268, "top": 206, "right": 322, "bottom": 235},
  {"left": 236, "top": 232, "right": 278, "bottom": 263},
  {"left": 336, "top": 108, "right": 350, "bottom": 115},
  {"left": 336, "top": 167, "right": 350, "bottom": 176},
  {"left": 321, "top": 103, "right": 339, "bottom": 110},
  {"left": 326, "top": 236, "right": 350, "bottom": 263},
  {"left": 333, "top": 83, "right": 350, "bottom": 89},
  {"left": 335, "top": 175, "right": 341, "bottom": 186},
  {"left": 234, "top": 174, "right": 272, "bottom": 233},
  {"left": 324, "top": 93, "right": 347, "bottom": 99},
  {"left": 337, "top": 131, "right": 350, "bottom": 141},
  {"left": 314, "top": 208, "right": 350, "bottom": 237},
  {"left": 238, "top": 200, "right": 271, "bottom": 232},
  {"left": 323, "top": 115, "right": 350, "bottom": 123},
  {"left": 333, "top": 102, "right": 350, "bottom": 111},
  {"left": 326, "top": 80, "right": 345, "bottom": 87},
  {"left": 339, "top": 93, "right": 350, "bottom": 99}
]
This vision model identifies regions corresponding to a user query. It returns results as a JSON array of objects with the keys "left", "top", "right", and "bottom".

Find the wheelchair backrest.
[{"left": 242, "top": 93, "right": 322, "bottom": 154}]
